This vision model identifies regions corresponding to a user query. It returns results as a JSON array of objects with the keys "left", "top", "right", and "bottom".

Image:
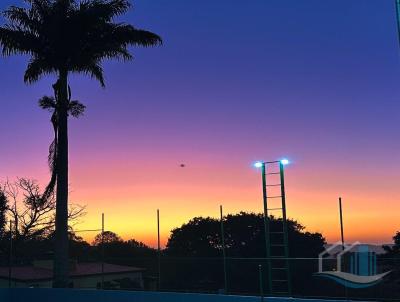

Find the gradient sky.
[{"left": 1, "top": 0, "right": 400, "bottom": 246}]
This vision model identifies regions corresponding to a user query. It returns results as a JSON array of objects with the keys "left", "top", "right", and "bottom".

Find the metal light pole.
[
  {"left": 257, "top": 162, "right": 272, "bottom": 293},
  {"left": 279, "top": 161, "right": 291, "bottom": 295},
  {"left": 261, "top": 163, "right": 270, "bottom": 259},
  {"left": 8, "top": 220, "right": 13, "bottom": 288},
  {"left": 157, "top": 209, "right": 161, "bottom": 290},
  {"left": 258, "top": 264, "right": 264, "bottom": 302},
  {"left": 339, "top": 197, "right": 345, "bottom": 251},
  {"left": 220, "top": 205, "right": 228, "bottom": 293},
  {"left": 101, "top": 213, "right": 105, "bottom": 289},
  {"left": 254, "top": 159, "right": 291, "bottom": 295},
  {"left": 338, "top": 197, "right": 348, "bottom": 299}
]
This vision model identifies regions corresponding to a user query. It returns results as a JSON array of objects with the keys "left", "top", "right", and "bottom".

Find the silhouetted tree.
[
  {"left": 38, "top": 95, "right": 86, "bottom": 203},
  {"left": 0, "top": 0, "right": 161, "bottom": 287},
  {"left": 93, "top": 231, "right": 122, "bottom": 245},
  {"left": 0, "top": 178, "right": 85, "bottom": 241},
  {"left": 383, "top": 231, "right": 400, "bottom": 257},
  {"left": 0, "top": 190, "right": 7, "bottom": 241},
  {"left": 92, "top": 231, "right": 156, "bottom": 262},
  {"left": 166, "top": 212, "right": 325, "bottom": 258},
  {"left": 164, "top": 212, "right": 326, "bottom": 293},
  {"left": 378, "top": 231, "right": 400, "bottom": 299},
  {"left": 8, "top": 230, "right": 92, "bottom": 263},
  {"left": 0, "top": 180, "right": 83, "bottom": 269},
  {"left": 166, "top": 217, "right": 220, "bottom": 257},
  {"left": 393, "top": 232, "right": 400, "bottom": 250},
  {"left": 0, "top": 192, "right": 6, "bottom": 229}
]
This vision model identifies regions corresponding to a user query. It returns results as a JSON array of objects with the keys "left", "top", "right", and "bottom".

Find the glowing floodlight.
[
  {"left": 254, "top": 161, "right": 263, "bottom": 168},
  {"left": 280, "top": 159, "right": 290, "bottom": 165}
]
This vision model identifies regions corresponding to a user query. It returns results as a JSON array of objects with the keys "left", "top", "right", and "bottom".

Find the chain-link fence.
[
  {"left": 2, "top": 250, "right": 400, "bottom": 300},
  {"left": 1, "top": 218, "right": 400, "bottom": 300}
]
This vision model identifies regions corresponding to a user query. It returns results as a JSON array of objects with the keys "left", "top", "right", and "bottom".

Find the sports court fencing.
[
  {"left": 1, "top": 250, "right": 400, "bottom": 300},
  {"left": 1, "top": 214, "right": 400, "bottom": 300}
]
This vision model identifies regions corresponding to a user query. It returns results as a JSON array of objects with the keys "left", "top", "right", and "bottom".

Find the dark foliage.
[
  {"left": 383, "top": 232, "right": 400, "bottom": 257},
  {"left": 0, "top": 0, "right": 162, "bottom": 86},
  {"left": 0, "top": 190, "right": 7, "bottom": 239},
  {"left": 92, "top": 231, "right": 156, "bottom": 259},
  {"left": 0, "top": 178, "right": 85, "bottom": 242},
  {"left": 163, "top": 212, "right": 326, "bottom": 294},
  {"left": 166, "top": 212, "right": 326, "bottom": 258},
  {"left": 93, "top": 231, "right": 122, "bottom": 245}
]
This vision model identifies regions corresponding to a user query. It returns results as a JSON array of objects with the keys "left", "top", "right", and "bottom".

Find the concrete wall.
[{"left": 0, "top": 289, "right": 367, "bottom": 302}]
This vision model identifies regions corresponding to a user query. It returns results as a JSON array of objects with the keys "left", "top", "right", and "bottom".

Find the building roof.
[{"left": 0, "top": 263, "right": 145, "bottom": 282}]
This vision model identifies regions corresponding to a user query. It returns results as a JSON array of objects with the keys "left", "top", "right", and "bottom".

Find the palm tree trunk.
[{"left": 53, "top": 70, "right": 69, "bottom": 288}]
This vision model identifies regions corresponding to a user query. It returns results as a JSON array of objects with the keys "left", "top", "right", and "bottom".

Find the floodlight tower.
[{"left": 254, "top": 159, "right": 291, "bottom": 296}]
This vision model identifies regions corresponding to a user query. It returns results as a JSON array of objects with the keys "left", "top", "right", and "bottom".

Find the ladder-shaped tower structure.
[{"left": 259, "top": 160, "right": 291, "bottom": 296}]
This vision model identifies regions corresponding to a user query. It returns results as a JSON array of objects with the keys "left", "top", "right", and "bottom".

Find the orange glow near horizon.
[
  {"left": 1, "top": 0, "right": 400, "bottom": 252},
  {"left": 54, "top": 155, "right": 399, "bottom": 247},
  {"left": 3, "top": 146, "right": 399, "bottom": 247}
]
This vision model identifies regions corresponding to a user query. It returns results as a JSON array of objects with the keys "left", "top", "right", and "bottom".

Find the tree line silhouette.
[{"left": 1, "top": 193, "right": 400, "bottom": 299}]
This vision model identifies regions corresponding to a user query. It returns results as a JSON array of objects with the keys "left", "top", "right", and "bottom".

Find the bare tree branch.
[{"left": 0, "top": 178, "right": 86, "bottom": 241}]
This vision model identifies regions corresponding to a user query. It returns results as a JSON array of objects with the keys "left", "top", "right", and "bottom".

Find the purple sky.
[{"left": 1, "top": 0, "right": 400, "bottom": 244}]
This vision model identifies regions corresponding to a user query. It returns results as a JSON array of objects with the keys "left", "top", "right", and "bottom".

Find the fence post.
[
  {"left": 220, "top": 205, "right": 228, "bottom": 293},
  {"left": 8, "top": 220, "right": 13, "bottom": 288},
  {"left": 157, "top": 209, "right": 161, "bottom": 290},
  {"left": 259, "top": 264, "right": 264, "bottom": 302},
  {"left": 101, "top": 213, "right": 105, "bottom": 289}
]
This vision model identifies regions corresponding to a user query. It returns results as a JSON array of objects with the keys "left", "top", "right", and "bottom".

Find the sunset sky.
[{"left": 1, "top": 0, "right": 399, "bottom": 246}]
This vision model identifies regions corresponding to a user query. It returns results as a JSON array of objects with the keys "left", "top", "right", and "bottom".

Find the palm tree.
[
  {"left": 0, "top": 0, "right": 161, "bottom": 287},
  {"left": 39, "top": 89, "right": 86, "bottom": 204}
]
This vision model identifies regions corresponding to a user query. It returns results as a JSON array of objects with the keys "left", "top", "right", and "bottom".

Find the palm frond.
[
  {"left": 3, "top": 6, "right": 40, "bottom": 33},
  {"left": 72, "top": 61, "right": 105, "bottom": 87},
  {"left": 27, "top": 0, "right": 53, "bottom": 20},
  {"left": 80, "top": 0, "right": 131, "bottom": 21},
  {"left": 68, "top": 100, "right": 86, "bottom": 117},
  {"left": 24, "top": 57, "right": 54, "bottom": 84},
  {"left": 41, "top": 137, "right": 57, "bottom": 204},
  {"left": 87, "top": 63, "right": 105, "bottom": 87},
  {"left": 1, "top": 0, "right": 162, "bottom": 86},
  {"left": 0, "top": 25, "right": 40, "bottom": 56},
  {"left": 116, "top": 24, "right": 162, "bottom": 47},
  {"left": 38, "top": 95, "right": 56, "bottom": 111},
  {"left": 98, "top": 48, "right": 133, "bottom": 61},
  {"left": 106, "top": 0, "right": 131, "bottom": 17}
]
